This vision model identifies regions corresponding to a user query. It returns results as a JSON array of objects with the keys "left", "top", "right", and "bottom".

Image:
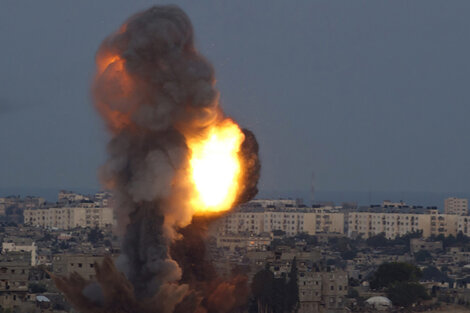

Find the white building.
[
  {"left": 23, "top": 207, "right": 114, "bottom": 230},
  {"left": 219, "top": 205, "right": 344, "bottom": 237},
  {"left": 444, "top": 197, "right": 468, "bottom": 216},
  {"left": 348, "top": 211, "right": 459, "bottom": 239}
]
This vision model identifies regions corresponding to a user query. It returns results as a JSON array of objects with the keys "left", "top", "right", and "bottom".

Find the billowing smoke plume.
[{"left": 53, "top": 5, "right": 260, "bottom": 313}]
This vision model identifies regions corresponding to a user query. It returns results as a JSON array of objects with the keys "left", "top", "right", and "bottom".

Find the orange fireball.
[{"left": 188, "top": 119, "right": 245, "bottom": 214}]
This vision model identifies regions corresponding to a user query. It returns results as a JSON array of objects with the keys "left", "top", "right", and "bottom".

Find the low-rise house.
[
  {"left": 52, "top": 254, "right": 112, "bottom": 280},
  {"left": 2, "top": 236, "right": 37, "bottom": 266},
  {"left": 216, "top": 232, "right": 272, "bottom": 251},
  {"left": 410, "top": 238, "right": 443, "bottom": 255}
]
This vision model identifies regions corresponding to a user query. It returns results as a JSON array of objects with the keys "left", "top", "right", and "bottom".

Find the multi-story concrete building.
[
  {"left": 298, "top": 268, "right": 348, "bottom": 313},
  {"left": 219, "top": 208, "right": 344, "bottom": 237},
  {"left": 23, "top": 206, "right": 114, "bottom": 230},
  {"left": 2, "top": 237, "right": 37, "bottom": 266},
  {"left": 245, "top": 245, "right": 347, "bottom": 313},
  {"left": 457, "top": 216, "right": 470, "bottom": 236},
  {"left": 429, "top": 213, "right": 459, "bottom": 237},
  {"left": 0, "top": 252, "right": 30, "bottom": 309},
  {"left": 302, "top": 210, "right": 344, "bottom": 235},
  {"left": 52, "top": 254, "right": 107, "bottom": 280},
  {"left": 445, "top": 197, "right": 468, "bottom": 216},
  {"left": 348, "top": 212, "right": 426, "bottom": 239},
  {"left": 348, "top": 210, "right": 459, "bottom": 239},
  {"left": 223, "top": 200, "right": 467, "bottom": 240},
  {"left": 264, "top": 211, "right": 308, "bottom": 236}
]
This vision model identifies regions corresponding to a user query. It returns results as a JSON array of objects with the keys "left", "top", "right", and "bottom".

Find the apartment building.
[
  {"left": 348, "top": 211, "right": 459, "bottom": 239},
  {"left": 445, "top": 197, "right": 468, "bottom": 216},
  {"left": 298, "top": 269, "right": 348, "bottom": 313},
  {"left": 219, "top": 208, "right": 344, "bottom": 236},
  {"left": 222, "top": 200, "right": 468, "bottom": 239},
  {"left": 457, "top": 216, "right": 470, "bottom": 236},
  {"left": 23, "top": 206, "right": 114, "bottom": 230}
]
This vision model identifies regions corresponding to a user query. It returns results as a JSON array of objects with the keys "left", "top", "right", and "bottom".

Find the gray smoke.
[
  {"left": 53, "top": 5, "right": 260, "bottom": 313},
  {"left": 95, "top": 5, "right": 222, "bottom": 301}
]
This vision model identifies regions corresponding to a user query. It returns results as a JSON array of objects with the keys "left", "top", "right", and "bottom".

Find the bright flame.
[{"left": 188, "top": 120, "right": 245, "bottom": 214}]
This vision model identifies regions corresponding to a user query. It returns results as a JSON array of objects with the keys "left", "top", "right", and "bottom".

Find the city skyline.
[{"left": 3, "top": 2, "right": 470, "bottom": 312}]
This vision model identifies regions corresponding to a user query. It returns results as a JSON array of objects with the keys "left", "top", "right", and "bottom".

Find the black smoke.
[{"left": 53, "top": 5, "right": 260, "bottom": 313}]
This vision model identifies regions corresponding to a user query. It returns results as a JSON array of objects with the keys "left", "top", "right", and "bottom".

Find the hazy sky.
[{"left": 2, "top": 1, "right": 470, "bottom": 196}]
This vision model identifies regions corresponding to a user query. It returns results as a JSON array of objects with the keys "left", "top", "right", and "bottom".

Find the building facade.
[
  {"left": 24, "top": 207, "right": 114, "bottom": 230},
  {"left": 299, "top": 269, "right": 348, "bottom": 313},
  {"left": 0, "top": 252, "right": 30, "bottom": 309},
  {"left": 2, "top": 237, "right": 37, "bottom": 266},
  {"left": 445, "top": 197, "right": 468, "bottom": 216},
  {"left": 221, "top": 201, "right": 468, "bottom": 240},
  {"left": 52, "top": 254, "right": 107, "bottom": 280},
  {"left": 348, "top": 211, "right": 459, "bottom": 239},
  {"left": 219, "top": 209, "right": 344, "bottom": 237}
]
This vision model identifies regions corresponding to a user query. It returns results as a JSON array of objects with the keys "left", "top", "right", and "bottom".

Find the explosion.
[
  {"left": 53, "top": 5, "right": 260, "bottom": 313},
  {"left": 189, "top": 120, "right": 244, "bottom": 214}
]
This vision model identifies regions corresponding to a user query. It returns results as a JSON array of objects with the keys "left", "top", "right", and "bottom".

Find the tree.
[
  {"left": 348, "top": 277, "right": 360, "bottom": 287},
  {"left": 272, "top": 277, "right": 287, "bottom": 313},
  {"left": 422, "top": 266, "right": 448, "bottom": 282},
  {"left": 387, "top": 282, "right": 429, "bottom": 307},
  {"left": 294, "top": 233, "right": 317, "bottom": 245},
  {"left": 285, "top": 258, "right": 299, "bottom": 313},
  {"left": 251, "top": 259, "right": 299, "bottom": 313},
  {"left": 366, "top": 233, "right": 389, "bottom": 248},
  {"left": 370, "top": 262, "right": 421, "bottom": 290},
  {"left": 347, "top": 288, "right": 359, "bottom": 298},
  {"left": 456, "top": 231, "right": 470, "bottom": 244},
  {"left": 392, "top": 231, "right": 422, "bottom": 250},
  {"left": 87, "top": 227, "right": 104, "bottom": 244},
  {"left": 29, "top": 282, "right": 47, "bottom": 293},
  {"left": 272, "top": 230, "right": 286, "bottom": 237},
  {"left": 341, "top": 250, "right": 357, "bottom": 260},
  {"left": 58, "top": 241, "right": 69, "bottom": 250},
  {"left": 251, "top": 265, "right": 274, "bottom": 313},
  {"left": 39, "top": 233, "right": 53, "bottom": 242},
  {"left": 431, "top": 234, "right": 462, "bottom": 249},
  {"left": 415, "top": 250, "right": 432, "bottom": 263}
]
